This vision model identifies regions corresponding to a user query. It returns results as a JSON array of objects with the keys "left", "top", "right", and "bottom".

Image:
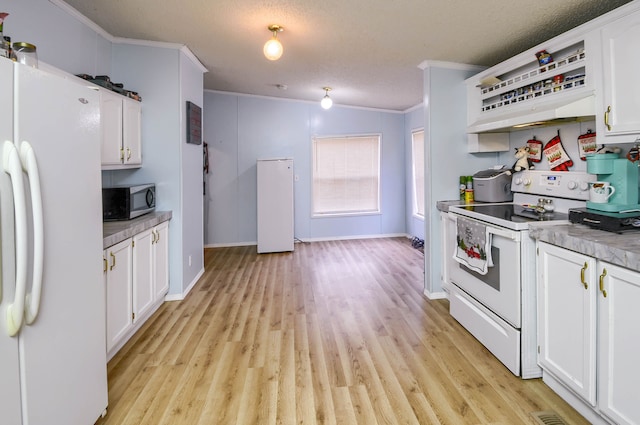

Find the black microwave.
[{"left": 102, "top": 184, "right": 155, "bottom": 221}]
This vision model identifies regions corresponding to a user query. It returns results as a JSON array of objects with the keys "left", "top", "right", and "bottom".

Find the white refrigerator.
[
  {"left": 0, "top": 59, "right": 108, "bottom": 424},
  {"left": 257, "top": 158, "right": 294, "bottom": 253}
]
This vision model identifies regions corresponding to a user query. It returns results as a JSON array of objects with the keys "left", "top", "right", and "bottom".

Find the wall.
[
  {"left": 204, "top": 92, "right": 406, "bottom": 246},
  {"left": 499, "top": 120, "right": 597, "bottom": 172},
  {"left": 179, "top": 53, "right": 206, "bottom": 291},
  {"left": 8, "top": 0, "right": 206, "bottom": 297},
  {"left": 104, "top": 44, "right": 205, "bottom": 297},
  {"left": 4, "top": 0, "right": 111, "bottom": 76},
  {"left": 422, "top": 63, "right": 500, "bottom": 298}
]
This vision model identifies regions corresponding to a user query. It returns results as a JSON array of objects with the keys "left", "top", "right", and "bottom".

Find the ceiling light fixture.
[
  {"left": 321, "top": 87, "right": 333, "bottom": 109},
  {"left": 263, "top": 25, "right": 284, "bottom": 61}
]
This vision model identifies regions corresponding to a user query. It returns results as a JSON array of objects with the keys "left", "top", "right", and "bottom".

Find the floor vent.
[{"left": 530, "top": 411, "right": 568, "bottom": 425}]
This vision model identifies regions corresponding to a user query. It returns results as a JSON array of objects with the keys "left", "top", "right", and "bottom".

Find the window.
[
  {"left": 312, "top": 135, "right": 380, "bottom": 216},
  {"left": 411, "top": 130, "right": 425, "bottom": 218}
]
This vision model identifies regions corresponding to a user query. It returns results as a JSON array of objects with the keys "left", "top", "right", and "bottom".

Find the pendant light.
[
  {"left": 321, "top": 87, "right": 333, "bottom": 109},
  {"left": 263, "top": 25, "right": 284, "bottom": 61}
]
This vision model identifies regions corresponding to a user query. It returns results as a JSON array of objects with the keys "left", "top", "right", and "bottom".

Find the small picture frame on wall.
[{"left": 186, "top": 101, "right": 202, "bottom": 145}]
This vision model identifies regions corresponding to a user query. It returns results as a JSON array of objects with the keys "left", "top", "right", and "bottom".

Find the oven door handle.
[
  {"left": 450, "top": 213, "right": 521, "bottom": 242},
  {"left": 486, "top": 226, "right": 521, "bottom": 242}
]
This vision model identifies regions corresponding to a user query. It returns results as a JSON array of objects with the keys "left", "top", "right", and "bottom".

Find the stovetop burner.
[
  {"left": 464, "top": 203, "right": 568, "bottom": 223},
  {"left": 450, "top": 203, "right": 570, "bottom": 231}
]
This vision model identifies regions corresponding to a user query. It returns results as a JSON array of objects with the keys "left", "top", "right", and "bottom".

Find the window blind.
[{"left": 312, "top": 135, "right": 380, "bottom": 216}]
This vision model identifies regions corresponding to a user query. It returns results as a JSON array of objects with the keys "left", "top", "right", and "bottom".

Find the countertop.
[
  {"left": 529, "top": 223, "right": 640, "bottom": 273},
  {"left": 103, "top": 211, "right": 172, "bottom": 249},
  {"left": 436, "top": 200, "right": 465, "bottom": 212}
]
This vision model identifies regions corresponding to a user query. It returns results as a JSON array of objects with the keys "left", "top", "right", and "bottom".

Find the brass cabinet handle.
[
  {"left": 155, "top": 230, "right": 160, "bottom": 243},
  {"left": 599, "top": 269, "right": 608, "bottom": 298},
  {"left": 103, "top": 257, "right": 108, "bottom": 273},
  {"left": 580, "top": 262, "right": 588, "bottom": 289},
  {"left": 605, "top": 105, "right": 612, "bottom": 131},
  {"left": 126, "top": 147, "right": 131, "bottom": 160},
  {"left": 120, "top": 148, "right": 125, "bottom": 161},
  {"left": 110, "top": 252, "right": 116, "bottom": 271},
  {"left": 151, "top": 230, "right": 157, "bottom": 244}
]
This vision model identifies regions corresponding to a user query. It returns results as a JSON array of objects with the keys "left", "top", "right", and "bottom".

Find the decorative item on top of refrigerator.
[{"left": 0, "top": 12, "right": 9, "bottom": 58}]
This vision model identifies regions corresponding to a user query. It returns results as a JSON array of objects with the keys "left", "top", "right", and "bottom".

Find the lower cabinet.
[
  {"left": 132, "top": 229, "right": 155, "bottom": 323},
  {"left": 153, "top": 221, "right": 169, "bottom": 300},
  {"left": 104, "top": 221, "right": 170, "bottom": 360},
  {"left": 537, "top": 241, "right": 640, "bottom": 425},
  {"left": 104, "top": 239, "right": 133, "bottom": 355}
]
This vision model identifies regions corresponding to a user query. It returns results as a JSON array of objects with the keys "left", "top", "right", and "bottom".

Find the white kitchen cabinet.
[
  {"left": 100, "top": 89, "right": 142, "bottom": 169},
  {"left": 596, "top": 262, "right": 640, "bottom": 425},
  {"left": 537, "top": 242, "right": 597, "bottom": 405},
  {"left": 132, "top": 229, "right": 154, "bottom": 324},
  {"left": 104, "top": 239, "right": 133, "bottom": 354},
  {"left": 104, "top": 220, "right": 170, "bottom": 360},
  {"left": 597, "top": 10, "right": 640, "bottom": 144},
  {"left": 132, "top": 223, "right": 170, "bottom": 324},
  {"left": 153, "top": 221, "right": 170, "bottom": 300},
  {"left": 537, "top": 241, "right": 640, "bottom": 425},
  {"left": 123, "top": 97, "right": 142, "bottom": 165}
]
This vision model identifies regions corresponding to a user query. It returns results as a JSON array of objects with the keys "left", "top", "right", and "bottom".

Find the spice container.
[
  {"left": 464, "top": 176, "right": 474, "bottom": 204},
  {"left": 12, "top": 42, "right": 37, "bottom": 68}
]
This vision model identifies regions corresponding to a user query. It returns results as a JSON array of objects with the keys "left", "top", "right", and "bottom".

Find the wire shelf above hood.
[{"left": 467, "top": 39, "right": 595, "bottom": 134}]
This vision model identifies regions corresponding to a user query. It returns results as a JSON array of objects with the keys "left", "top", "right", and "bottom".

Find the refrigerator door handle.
[
  {"left": 20, "top": 141, "right": 44, "bottom": 325},
  {"left": 3, "top": 141, "right": 28, "bottom": 337}
]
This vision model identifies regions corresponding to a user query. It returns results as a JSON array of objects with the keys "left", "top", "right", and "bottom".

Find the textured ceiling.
[{"left": 62, "top": 0, "right": 632, "bottom": 111}]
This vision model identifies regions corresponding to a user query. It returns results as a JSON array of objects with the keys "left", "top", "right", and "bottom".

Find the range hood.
[{"left": 467, "top": 91, "right": 596, "bottom": 133}]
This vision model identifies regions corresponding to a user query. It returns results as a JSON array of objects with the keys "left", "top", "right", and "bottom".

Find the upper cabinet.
[
  {"left": 100, "top": 89, "right": 142, "bottom": 170},
  {"left": 596, "top": 11, "right": 640, "bottom": 144}
]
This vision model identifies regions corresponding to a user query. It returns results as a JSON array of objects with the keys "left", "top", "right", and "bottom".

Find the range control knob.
[
  {"left": 579, "top": 181, "right": 590, "bottom": 191},
  {"left": 523, "top": 178, "right": 532, "bottom": 186},
  {"left": 514, "top": 177, "right": 523, "bottom": 185},
  {"left": 567, "top": 181, "right": 578, "bottom": 190}
]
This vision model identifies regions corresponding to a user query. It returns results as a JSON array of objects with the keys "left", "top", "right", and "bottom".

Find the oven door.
[{"left": 448, "top": 212, "right": 522, "bottom": 328}]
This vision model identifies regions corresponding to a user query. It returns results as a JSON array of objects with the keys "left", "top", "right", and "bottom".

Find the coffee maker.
[{"left": 586, "top": 153, "right": 640, "bottom": 212}]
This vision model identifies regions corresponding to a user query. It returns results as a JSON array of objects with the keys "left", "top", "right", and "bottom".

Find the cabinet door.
[
  {"left": 597, "top": 262, "right": 640, "bottom": 425},
  {"left": 132, "top": 229, "right": 154, "bottom": 323},
  {"left": 599, "top": 12, "right": 640, "bottom": 140},
  {"left": 537, "top": 242, "right": 597, "bottom": 405},
  {"left": 153, "top": 222, "right": 170, "bottom": 300},
  {"left": 100, "top": 89, "right": 124, "bottom": 166},
  {"left": 105, "top": 239, "right": 133, "bottom": 353},
  {"left": 122, "top": 98, "right": 142, "bottom": 165}
]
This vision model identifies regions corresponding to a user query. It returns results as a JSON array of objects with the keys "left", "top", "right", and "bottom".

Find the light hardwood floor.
[{"left": 96, "top": 238, "right": 588, "bottom": 425}]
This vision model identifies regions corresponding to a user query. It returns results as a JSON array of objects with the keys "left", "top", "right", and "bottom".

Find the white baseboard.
[
  {"left": 205, "top": 234, "right": 412, "bottom": 248},
  {"left": 164, "top": 267, "right": 205, "bottom": 301},
  {"left": 424, "top": 289, "right": 448, "bottom": 300}
]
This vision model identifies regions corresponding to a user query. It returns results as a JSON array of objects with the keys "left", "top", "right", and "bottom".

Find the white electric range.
[{"left": 447, "top": 170, "right": 596, "bottom": 378}]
